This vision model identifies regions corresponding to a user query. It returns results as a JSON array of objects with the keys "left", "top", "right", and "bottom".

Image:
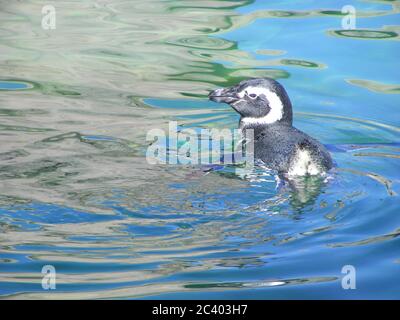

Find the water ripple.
[{"left": 0, "top": 0, "right": 399, "bottom": 299}]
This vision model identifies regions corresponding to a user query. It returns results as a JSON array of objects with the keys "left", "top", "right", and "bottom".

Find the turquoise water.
[{"left": 0, "top": 0, "right": 399, "bottom": 299}]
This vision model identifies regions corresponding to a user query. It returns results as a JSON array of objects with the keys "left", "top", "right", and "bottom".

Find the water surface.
[{"left": 0, "top": 0, "right": 399, "bottom": 299}]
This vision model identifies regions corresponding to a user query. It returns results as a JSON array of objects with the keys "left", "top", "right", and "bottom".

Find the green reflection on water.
[
  {"left": 329, "top": 29, "right": 399, "bottom": 40},
  {"left": 279, "top": 59, "right": 324, "bottom": 68},
  {"left": 347, "top": 79, "right": 400, "bottom": 94}
]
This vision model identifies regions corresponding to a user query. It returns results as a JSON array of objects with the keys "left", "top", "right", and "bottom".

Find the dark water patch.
[
  {"left": 40, "top": 84, "right": 81, "bottom": 97},
  {"left": 40, "top": 132, "right": 83, "bottom": 143},
  {"left": 184, "top": 276, "right": 338, "bottom": 289},
  {"left": 253, "top": 8, "right": 391, "bottom": 20},
  {"left": 280, "top": 59, "right": 324, "bottom": 68},
  {"left": 0, "top": 159, "right": 71, "bottom": 180},
  {"left": 54, "top": 89, "right": 81, "bottom": 96},
  {"left": 165, "top": 36, "right": 236, "bottom": 50},
  {"left": 0, "top": 108, "right": 48, "bottom": 117},
  {"left": 0, "top": 195, "right": 31, "bottom": 208},
  {"left": 82, "top": 49, "right": 131, "bottom": 58},
  {"left": 0, "top": 258, "right": 17, "bottom": 263},
  {"left": 326, "top": 142, "right": 400, "bottom": 153},
  {"left": 329, "top": 29, "right": 398, "bottom": 39},
  {"left": 319, "top": 10, "right": 346, "bottom": 16},
  {"left": 168, "top": 0, "right": 254, "bottom": 12},
  {"left": 0, "top": 150, "right": 29, "bottom": 161}
]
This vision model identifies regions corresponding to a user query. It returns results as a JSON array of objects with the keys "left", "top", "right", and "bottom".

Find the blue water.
[
  {"left": 0, "top": 81, "right": 31, "bottom": 90},
  {"left": 0, "top": 0, "right": 399, "bottom": 299}
]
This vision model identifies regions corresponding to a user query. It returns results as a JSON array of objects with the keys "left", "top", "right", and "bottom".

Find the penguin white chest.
[{"left": 288, "top": 149, "right": 321, "bottom": 176}]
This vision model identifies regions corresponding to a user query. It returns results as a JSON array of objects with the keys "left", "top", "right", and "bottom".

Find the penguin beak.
[{"left": 208, "top": 86, "right": 239, "bottom": 104}]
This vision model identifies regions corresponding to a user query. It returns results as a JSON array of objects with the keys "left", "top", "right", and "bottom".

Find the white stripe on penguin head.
[{"left": 238, "top": 86, "right": 284, "bottom": 125}]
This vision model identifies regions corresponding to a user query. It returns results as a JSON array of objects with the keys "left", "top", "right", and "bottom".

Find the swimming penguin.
[{"left": 209, "top": 78, "right": 333, "bottom": 176}]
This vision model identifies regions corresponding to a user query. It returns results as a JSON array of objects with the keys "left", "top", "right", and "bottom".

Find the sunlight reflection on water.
[{"left": 0, "top": 0, "right": 399, "bottom": 299}]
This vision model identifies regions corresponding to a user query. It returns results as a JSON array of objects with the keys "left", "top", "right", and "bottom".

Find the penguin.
[{"left": 209, "top": 78, "right": 333, "bottom": 176}]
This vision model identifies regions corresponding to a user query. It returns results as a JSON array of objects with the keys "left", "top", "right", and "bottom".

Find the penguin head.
[{"left": 209, "top": 78, "right": 293, "bottom": 126}]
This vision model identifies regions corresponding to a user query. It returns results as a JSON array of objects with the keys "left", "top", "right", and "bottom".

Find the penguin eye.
[{"left": 248, "top": 92, "right": 257, "bottom": 99}]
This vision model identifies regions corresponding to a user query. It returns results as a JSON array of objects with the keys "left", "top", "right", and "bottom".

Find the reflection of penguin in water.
[{"left": 209, "top": 78, "right": 333, "bottom": 177}]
